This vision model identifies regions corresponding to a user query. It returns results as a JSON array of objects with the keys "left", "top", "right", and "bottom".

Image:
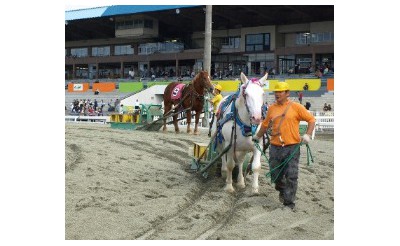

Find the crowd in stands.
[{"left": 69, "top": 98, "right": 122, "bottom": 116}]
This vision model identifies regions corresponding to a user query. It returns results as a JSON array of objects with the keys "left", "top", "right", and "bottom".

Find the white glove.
[
  {"left": 301, "top": 134, "right": 311, "bottom": 144},
  {"left": 204, "top": 96, "right": 209, "bottom": 100}
]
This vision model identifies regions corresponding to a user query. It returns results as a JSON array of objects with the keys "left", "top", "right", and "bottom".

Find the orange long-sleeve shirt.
[{"left": 262, "top": 99, "right": 315, "bottom": 146}]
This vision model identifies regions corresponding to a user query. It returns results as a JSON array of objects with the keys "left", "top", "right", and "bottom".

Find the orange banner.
[
  {"left": 327, "top": 78, "right": 334, "bottom": 91},
  {"left": 68, "top": 83, "right": 89, "bottom": 92},
  {"left": 92, "top": 82, "right": 116, "bottom": 92}
]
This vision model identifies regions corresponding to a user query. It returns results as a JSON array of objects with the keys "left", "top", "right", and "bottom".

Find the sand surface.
[{"left": 65, "top": 123, "right": 334, "bottom": 240}]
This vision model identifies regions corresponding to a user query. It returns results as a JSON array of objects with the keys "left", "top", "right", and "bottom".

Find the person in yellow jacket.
[
  {"left": 207, "top": 84, "right": 223, "bottom": 137},
  {"left": 253, "top": 82, "right": 315, "bottom": 210}
]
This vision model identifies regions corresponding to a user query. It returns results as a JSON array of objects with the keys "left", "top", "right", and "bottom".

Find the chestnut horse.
[{"left": 162, "top": 71, "right": 213, "bottom": 135}]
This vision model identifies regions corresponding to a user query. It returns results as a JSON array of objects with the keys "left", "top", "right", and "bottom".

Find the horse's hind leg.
[
  {"left": 173, "top": 114, "right": 180, "bottom": 133},
  {"left": 186, "top": 111, "right": 192, "bottom": 134}
]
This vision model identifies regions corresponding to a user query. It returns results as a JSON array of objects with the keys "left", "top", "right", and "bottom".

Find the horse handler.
[
  {"left": 252, "top": 82, "right": 315, "bottom": 210},
  {"left": 207, "top": 84, "right": 223, "bottom": 137}
]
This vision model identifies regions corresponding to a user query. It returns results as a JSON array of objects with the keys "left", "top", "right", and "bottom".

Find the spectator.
[
  {"left": 315, "top": 69, "right": 322, "bottom": 78},
  {"left": 134, "top": 99, "right": 140, "bottom": 112},
  {"left": 294, "top": 64, "right": 299, "bottom": 74},
  {"left": 119, "top": 104, "right": 124, "bottom": 115},
  {"left": 88, "top": 106, "right": 95, "bottom": 116},
  {"left": 303, "top": 83, "right": 309, "bottom": 91},
  {"left": 94, "top": 88, "right": 100, "bottom": 95},
  {"left": 114, "top": 99, "right": 120, "bottom": 112},
  {"left": 305, "top": 102, "right": 311, "bottom": 110},
  {"left": 262, "top": 101, "right": 268, "bottom": 119},
  {"left": 323, "top": 103, "right": 329, "bottom": 111},
  {"left": 100, "top": 100, "right": 105, "bottom": 111},
  {"left": 327, "top": 104, "right": 332, "bottom": 111},
  {"left": 97, "top": 107, "right": 103, "bottom": 116},
  {"left": 323, "top": 65, "right": 329, "bottom": 75},
  {"left": 129, "top": 70, "right": 135, "bottom": 79},
  {"left": 297, "top": 91, "right": 303, "bottom": 104}
]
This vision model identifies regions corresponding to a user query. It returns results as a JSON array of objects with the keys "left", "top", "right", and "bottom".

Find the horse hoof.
[
  {"left": 237, "top": 182, "right": 246, "bottom": 189},
  {"left": 194, "top": 131, "right": 200, "bottom": 135},
  {"left": 252, "top": 188, "right": 259, "bottom": 195},
  {"left": 175, "top": 131, "right": 180, "bottom": 134},
  {"left": 224, "top": 185, "right": 235, "bottom": 193}
]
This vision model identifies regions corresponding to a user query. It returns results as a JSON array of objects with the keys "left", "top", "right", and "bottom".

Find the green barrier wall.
[{"left": 119, "top": 82, "right": 143, "bottom": 92}]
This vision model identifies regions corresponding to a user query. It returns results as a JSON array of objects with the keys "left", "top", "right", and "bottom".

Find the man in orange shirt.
[{"left": 253, "top": 82, "right": 315, "bottom": 210}]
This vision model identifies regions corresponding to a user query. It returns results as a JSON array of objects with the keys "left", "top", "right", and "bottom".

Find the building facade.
[{"left": 65, "top": 5, "right": 334, "bottom": 80}]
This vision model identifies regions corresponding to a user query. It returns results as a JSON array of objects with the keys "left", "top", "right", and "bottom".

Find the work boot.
[
  {"left": 279, "top": 192, "right": 284, "bottom": 203},
  {"left": 283, "top": 202, "right": 295, "bottom": 210}
]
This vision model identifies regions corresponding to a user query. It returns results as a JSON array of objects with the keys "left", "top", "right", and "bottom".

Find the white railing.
[
  {"left": 64, "top": 112, "right": 333, "bottom": 133},
  {"left": 311, "top": 111, "right": 334, "bottom": 117},
  {"left": 314, "top": 116, "right": 334, "bottom": 131},
  {"left": 65, "top": 115, "right": 110, "bottom": 124},
  {"left": 179, "top": 114, "right": 334, "bottom": 134}
]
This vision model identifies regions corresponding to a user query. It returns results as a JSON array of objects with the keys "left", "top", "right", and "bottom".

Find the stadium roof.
[
  {"left": 65, "top": 5, "right": 200, "bottom": 21},
  {"left": 66, "top": 5, "right": 334, "bottom": 41}
]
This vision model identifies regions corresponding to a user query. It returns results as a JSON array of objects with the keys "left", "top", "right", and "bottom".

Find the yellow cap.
[
  {"left": 214, "top": 84, "right": 222, "bottom": 91},
  {"left": 273, "top": 82, "right": 289, "bottom": 91}
]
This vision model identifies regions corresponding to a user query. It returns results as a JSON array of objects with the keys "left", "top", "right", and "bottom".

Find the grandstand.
[{"left": 65, "top": 5, "right": 334, "bottom": 122}]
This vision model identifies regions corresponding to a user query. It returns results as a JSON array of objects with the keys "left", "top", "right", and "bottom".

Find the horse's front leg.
[
  {"left": 224, "top": 150, "right": 235, "bottom": 193},
  {"left": 162, "top": 105, "right": 171, "bottom": 132},
  {"left": 235, "top": 152, "right": 247, "bottom": 189},
  {"left": 186, "top": 111, "right": 192, "bottom": 134},
  {"left": 250, "top": 147, "right": 262, "bottom": 195},
  {"left": 193, "top": 111, "right": 200, "bottom": 135}
]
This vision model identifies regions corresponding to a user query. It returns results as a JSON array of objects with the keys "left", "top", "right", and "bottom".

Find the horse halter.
[{"left": 191, "top": 73, "right": 212, "bottom": 99}]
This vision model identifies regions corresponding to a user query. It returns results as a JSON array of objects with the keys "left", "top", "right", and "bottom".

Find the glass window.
[
  {"left": 317, "top": 33, "right": 323, "bottom": 42},
  {"left": 221, "top": 37, "right": 229, "bottom": 45},
  {"left": 71, "top": 48, "right": 88, "bottom": 57},
  {"left": 115, "top": 45, "right": 134, "bottom": 55},
  {"left": 247, "top": 34, "right": 263, "bottom": 45},
  {"left": 134, "top": 19, "right": 143, "bottom": 28},
  {"left": 116, "top": 20, "right": 133, "bottom": 30},
  {"left": 92, "top": 46, "right": 110, "bottom": 56},
  {"left": 311, "top": 33, "right": 317, "bottom": 43},
  {"left": 323, "top": 32, "right": 331, "bottom": 42},
  {"left": 245, "top": 33, "right": 270, "bottom": 52},
  {"left": 221, "top": 36, "right": 240, "bottom": 49},
  {"left": 246, "top": 45, "right": 254, "bottom": 52}
]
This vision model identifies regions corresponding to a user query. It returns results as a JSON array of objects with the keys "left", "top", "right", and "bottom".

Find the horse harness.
[
  {"left": 180, "top": 83, "right": 206, "bottom": 110},
  {"left": 214, "top": 82, "right": 264, "bottom": 163}
]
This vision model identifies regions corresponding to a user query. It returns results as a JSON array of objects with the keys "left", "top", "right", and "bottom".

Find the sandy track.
[{"left": 65, "top": 123, "right": 334, "bottom": 240}]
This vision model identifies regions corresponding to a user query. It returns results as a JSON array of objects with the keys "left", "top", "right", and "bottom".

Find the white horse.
[{"left": 214, "top": 72, "right": 267, "bottom": 194}]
